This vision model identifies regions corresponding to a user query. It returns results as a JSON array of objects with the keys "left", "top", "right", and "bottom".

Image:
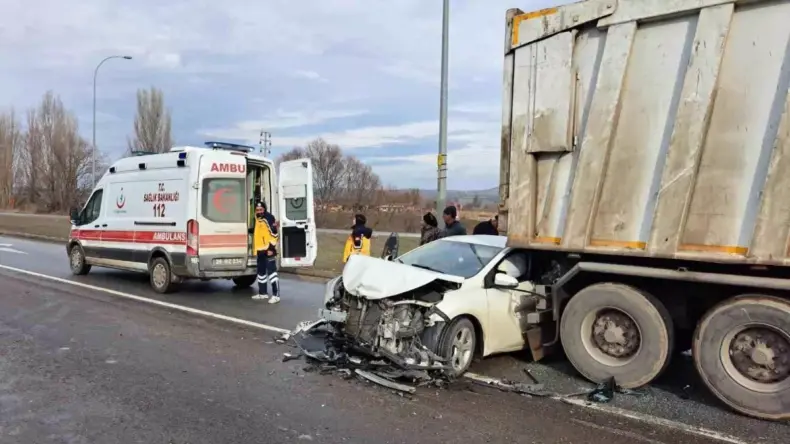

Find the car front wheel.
[{"left": 438, "top": 317, "right": 477, "bottom": 377}]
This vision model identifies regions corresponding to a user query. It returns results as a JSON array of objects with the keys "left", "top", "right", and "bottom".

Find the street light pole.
[
  {"left": 92, "top": 55, "right": 132, "bottom": 187},
  {"left": 436, "top": 0, "right": 450, "bottom": 227}
]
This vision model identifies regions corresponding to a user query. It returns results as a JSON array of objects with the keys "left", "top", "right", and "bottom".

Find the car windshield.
[{"left": 397, "top": 240, "right": 503, "bottom": 278}]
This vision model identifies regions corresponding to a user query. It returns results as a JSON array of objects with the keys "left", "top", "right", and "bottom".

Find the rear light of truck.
[{"left": 186, "top": 219, "right": 199, "bottom": 256}]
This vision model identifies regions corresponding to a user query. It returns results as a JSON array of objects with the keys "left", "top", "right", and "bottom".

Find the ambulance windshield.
[{"left": 201, "top": 178, "right": 245, "bottom": 223}]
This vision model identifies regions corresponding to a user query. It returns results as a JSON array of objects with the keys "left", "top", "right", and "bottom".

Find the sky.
[{"left": 1, "top": 0, "right": 567, "bottom": 190}]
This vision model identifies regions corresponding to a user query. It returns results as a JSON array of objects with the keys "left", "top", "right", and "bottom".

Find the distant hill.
[{"left": 418, "top": 187, "right": 499, "bottom": 206}]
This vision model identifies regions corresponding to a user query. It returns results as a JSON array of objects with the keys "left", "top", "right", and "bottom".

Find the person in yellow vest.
[
  {"left": 343, "top": 214, "right": 373, "bottom": 263},
  {"left": 253, "top": 201, "right": 281, "bottom": 304}
]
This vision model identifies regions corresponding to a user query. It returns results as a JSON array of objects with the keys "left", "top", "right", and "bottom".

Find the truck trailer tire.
[
  {"left": 560, "top": 283, "right": 674, "bottom": 389},
  {"left": 693, "top": 295, "right": 790, "bottom": 421}
]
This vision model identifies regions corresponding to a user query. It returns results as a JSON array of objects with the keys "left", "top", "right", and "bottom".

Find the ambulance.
[{"left": 67, "top": 141, "right": 317, "bottom": 293}]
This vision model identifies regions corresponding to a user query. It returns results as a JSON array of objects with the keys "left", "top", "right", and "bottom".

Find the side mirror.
[
  {"left": 69, "top": 208, "right": 80, "bottom": 225},
  {"left": 494, "top": 273, "right": 519, "bottom": 289}
]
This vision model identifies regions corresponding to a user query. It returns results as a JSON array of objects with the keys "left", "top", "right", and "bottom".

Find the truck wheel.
[
  {"left": 150, "top": 257, "right": 175, "bottom": 294},
  {"left": 69, "top": 244, "right": 91, "bottom": 275},
  {"left": 560, "top": 283, "right": 673, "bottom": 389},
  {"left": 693, "top": 295, "right": 790, "bottom": 421},
  {"left": 438, "top": 317, "right": 477, "bottom": 377},
  {"left": 232, "top": 275, "right": 257, "bottom": 288}
]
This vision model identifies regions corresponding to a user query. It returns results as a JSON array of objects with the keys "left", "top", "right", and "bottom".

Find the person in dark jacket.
[
  {"left": 343, "top": 214, "right": 373, "bottom": 263},
  {"left": 439, "top": 206, "right": 466, "bottom": 238},
  {"left": 473, "top": 215, "right": 499, "bottom": 235},
  {"left": 420, "top": 212, "right": 440, "bottom": 245}
]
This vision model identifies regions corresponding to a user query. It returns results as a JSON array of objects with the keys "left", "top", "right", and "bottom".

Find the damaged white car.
[{"left": 319, "top": 235, "right": 540, "bottom": 376}]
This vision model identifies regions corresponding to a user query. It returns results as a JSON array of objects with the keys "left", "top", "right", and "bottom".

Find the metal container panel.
[{"left": 500, "top": 0, "right": 790, "bottom": 265}]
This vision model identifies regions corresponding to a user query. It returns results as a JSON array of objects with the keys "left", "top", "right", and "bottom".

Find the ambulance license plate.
[{"left": 212, "top": 257, "right": 245, "bottom": 266}]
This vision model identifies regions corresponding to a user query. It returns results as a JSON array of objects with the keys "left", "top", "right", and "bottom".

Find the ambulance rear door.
[
  {"left": 195, "top": 155, "right": 249, "bottom": 272},
  {"left": 277, "top": 159, "right": 317, "bottom": 267}
]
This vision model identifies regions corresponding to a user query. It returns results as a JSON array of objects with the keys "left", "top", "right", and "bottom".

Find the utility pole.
[
  {"left": 436, "top": 0, "right": 450, "bottom": 227},
  {"left": 260, "top": 130, "right": 272, "bottom": 157},
  {"left": 92, "top": 55, "right": 132, "bottom": 187}
]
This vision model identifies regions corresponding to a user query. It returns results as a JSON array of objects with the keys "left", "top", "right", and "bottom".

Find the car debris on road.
[{"left": 276, "top": 318, "right": 453, "bottom": 394}]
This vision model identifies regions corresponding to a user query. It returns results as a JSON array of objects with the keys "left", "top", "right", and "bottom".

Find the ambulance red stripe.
[{"left": 70, "top": 229, "right": 246, "bottom": 247}]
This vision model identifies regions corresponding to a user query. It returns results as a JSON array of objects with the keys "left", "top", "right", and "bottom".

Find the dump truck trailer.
[{"left": 498, "top": 0, "right": 790, "bottom": 420}]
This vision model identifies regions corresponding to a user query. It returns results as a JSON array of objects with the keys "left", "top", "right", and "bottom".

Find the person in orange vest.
[
  {"left": 253, "top": 201, "right": 281, "bottom": 304},
  {"left": 343, "top": 214, "right": 373, "bottom": 263}
]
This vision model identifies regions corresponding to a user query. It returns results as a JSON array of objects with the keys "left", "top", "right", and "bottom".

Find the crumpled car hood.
[{"left": 341, "top": 255, "right": 464, "bottom": 300}]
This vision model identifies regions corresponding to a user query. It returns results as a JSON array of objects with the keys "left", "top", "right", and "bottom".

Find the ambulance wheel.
[
  {"left": 233, "top": 275, "right": 257, "bottom": 288},
  {"left": 150, "top": 257, "right": 175, "bottom": 294},
  {"left": 69, "top": 244, "right": 91, "bottom": 275}
]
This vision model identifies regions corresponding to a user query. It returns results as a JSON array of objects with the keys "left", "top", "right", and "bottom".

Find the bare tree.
[
  {"left": 128, "top": 86, "right": 173, "bottom": 154},
  {"left": 17, "top": 91, "right": 94, "bottom": 212},
  {"left": 275, "top": 138, "right": 383, "bottom": 206},
  {"left": 0, "top": 108, "right": 21, "bottom": 208},
  {"left": 305, "top": 139, "right": 347, "bottom": 204},
  {"left": 342, "top": 156, "right": 381, "bottom": 209},
  {"left": 276, "top": 147, "right": 306, "bottom": 165}
]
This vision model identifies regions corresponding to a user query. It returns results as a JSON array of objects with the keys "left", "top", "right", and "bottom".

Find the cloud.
[
  {"left": 292, "top": 70, "right": 329, "bottom": 83},
  {"left": 1, "top": 0, "right": 571, "bottom": 189},
  {"left": 200, "top": 109, "right": 369, "bottom": 139}
]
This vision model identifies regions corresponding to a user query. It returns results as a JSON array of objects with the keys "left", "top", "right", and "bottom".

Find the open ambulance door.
[{"left": 278, "top": 159, "right": 317, "bottom": 267}]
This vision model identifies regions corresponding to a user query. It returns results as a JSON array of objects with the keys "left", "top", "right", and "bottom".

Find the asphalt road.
[{"left": 1, "top": 236, "right": 788, "bottom": 443}]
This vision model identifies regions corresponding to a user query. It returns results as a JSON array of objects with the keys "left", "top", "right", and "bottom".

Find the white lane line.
[
  {"left": 0, "top": 264, "right": 752, "bottom": 444},
  {"left": 569, "top": 418, "right": 667, "bottom": 444},
  {"left": 0, "top": 264, "right": 290, "bottom": 335}
]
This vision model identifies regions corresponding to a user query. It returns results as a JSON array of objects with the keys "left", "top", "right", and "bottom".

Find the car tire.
[
  {"left": 693, "top": 295, "right": 790, "bottom": 421},
  {"left": 69, "top": 244, "right": 91, "bottom": 275},
  {"left": 560, "top": 283, "right": 674, "bottom": 389},
  {"left": 150, "top": 257, "right": 175, "bottom": 294},
  {"left": 232, "top": 275, "right": 257, "bottom": 289},
  {"left": 438, "top": 317, "right": 477, "bottom": 377}
]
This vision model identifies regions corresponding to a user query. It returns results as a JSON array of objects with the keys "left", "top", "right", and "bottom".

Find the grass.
[{"left": 0, "top": 213, "right": 419, "bottom": 277}]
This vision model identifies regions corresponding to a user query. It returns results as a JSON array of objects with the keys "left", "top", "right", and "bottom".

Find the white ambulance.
[{"left": 67, "top": 141, "right": 317, "bottom": 293}]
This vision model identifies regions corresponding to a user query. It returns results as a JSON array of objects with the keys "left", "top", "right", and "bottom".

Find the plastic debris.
[
  {"left": 282, "top": 352, "right": 300, "bottom": 362},
  {"left": 356, "top": 369, "right": 416, "bottom": 394},
  {"left": 587, "top": 377, "right": 615, "bottom": 403}
]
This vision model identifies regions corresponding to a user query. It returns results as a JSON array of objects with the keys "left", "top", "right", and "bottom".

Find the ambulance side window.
[{"left": 82, "top": 190, "right": 103, "bottom": 225}]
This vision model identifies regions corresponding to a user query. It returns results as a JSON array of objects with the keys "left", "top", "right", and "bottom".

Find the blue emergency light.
[{"left": 204, "top": 141, "right": 255, "bottom": 153}]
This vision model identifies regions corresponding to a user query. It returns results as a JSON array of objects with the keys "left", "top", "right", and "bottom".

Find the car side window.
[{"left": 82, "top": 190, "right": 103, "bottom": 225}]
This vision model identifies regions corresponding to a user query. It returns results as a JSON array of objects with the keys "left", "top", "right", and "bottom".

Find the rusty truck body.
[{"left": 498, "top": 0, "right": 790, "bottom": 420}]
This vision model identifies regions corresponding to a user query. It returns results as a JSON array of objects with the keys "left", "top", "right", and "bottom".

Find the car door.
[
  {"left": 75, "top": 188, "right": 105, "bottom": 259},
  {"left": 484, "top": 252, "right": 532, "bottom": 353},
  {"left": 277, "top": 159, "right": 317, "bottom": 267}
]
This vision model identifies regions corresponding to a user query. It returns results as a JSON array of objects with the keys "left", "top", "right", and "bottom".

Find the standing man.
[
  {"left": 473, "top": 215, "right": 499, "bottom": 235},
  {"left": 253, "top": 201, "right": 280, "bottom": 304},
  {"left": 439, "top": 206, "right": 466, "bottom": 238}
]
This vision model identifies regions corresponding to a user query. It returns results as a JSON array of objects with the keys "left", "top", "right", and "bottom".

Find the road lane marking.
[
  {"left": 0, "top": 264, "right": 754, "bottom": 444},
  {"left": 569, "top": 418, "right": 667, "bottom": 444},
  {"left": 0, "top": 264, "right": 290, "bottom": 335},
  {"left": 0, "top": 243, "right": 27, "bottom": 254}
]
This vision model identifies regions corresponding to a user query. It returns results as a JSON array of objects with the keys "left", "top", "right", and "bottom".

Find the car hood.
[{"left": 341, "top": 255, "right": 464, "bottom": 300}]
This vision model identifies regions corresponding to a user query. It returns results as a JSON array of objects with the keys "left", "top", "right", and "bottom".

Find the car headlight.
[{"left": 324, "top": 276, "right": 342, "bottom": 306}]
